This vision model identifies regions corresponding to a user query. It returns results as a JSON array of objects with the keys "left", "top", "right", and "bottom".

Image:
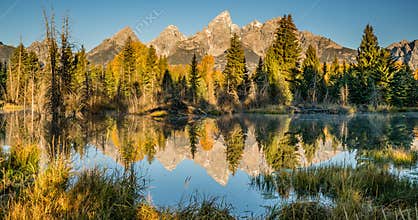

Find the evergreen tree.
[
  {"left": 253, "top": 57, "right": 269, "bottom": 105},
  {"left": 355, "top": 24, "right": 395, "bottom": 105},
  {"left": 178, "top": 75, "right": 188, "bottom": 102},
  {"left": 389, "top": 65, "right": 417, "bottom": 107},
  {"left": 264, "top": 14, "right": 301, "bottom": 105},
  {"left": 104, "top": 64, "right": 117, "bottom": 99},
  {"left": 357, "top": 25, "right": 380, "bottom": 71},
  {"left": 27, "top": 51, "right": 40, "bottom": 115},
  {"left": 222, "top": 33, "right": 247, "bottom": 105},
  {"left": 161, "top": 69, "right": 174, "bottom": 102},
  {"left": 189, "top": 53, "right": 200, "bottom": 104},
  {"left": 119, "top": 36, "right": 135, "bottom": 99},
  {"left": 145, "top": 45, "right": 158, "bottom": 103},
  {"left": 0, "top": 62, "right": 6, "bottom": 98},
  {"left": 238, "top": 57, "right": 251, "bottom": 103},
  {"left": 300, "top": 45, "right": 321, "bottom": 103},
  {"left": 73, "top": 46, "right": 88, "bottom": 91},
  {"left": 60, "top": 17, "right": 75, "bottom": 108},
  {"left": 330, "top": 57, "right": 340, "bottom": 76}
]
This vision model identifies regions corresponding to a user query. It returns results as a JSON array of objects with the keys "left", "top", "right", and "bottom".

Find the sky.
[{"left": 1, "top": 0, "right": 418, "bottom": 51}]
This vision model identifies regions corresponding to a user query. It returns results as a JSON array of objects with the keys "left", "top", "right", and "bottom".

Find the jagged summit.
[
  {"left": 209, "top": 10, "right": 232, "bottom": 26},
  {"left": 243, "top": 20, "right": 263, "bottom": 31},
  {"left": 165, "top": 25, "right": 180, "bottom": 31},
  {"left": 110, "top": 26, "right": 139, "bottom": 43},
  {"left": 87, "top": 26, "right": 139, "bottom": 64},
  {"left": 148, "top": 25, "right": 187, "bottom": 57}
]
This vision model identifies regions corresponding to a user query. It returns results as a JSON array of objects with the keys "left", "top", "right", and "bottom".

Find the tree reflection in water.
[{"left": 0, "top": 113, "right": 416, "bottom": 185}]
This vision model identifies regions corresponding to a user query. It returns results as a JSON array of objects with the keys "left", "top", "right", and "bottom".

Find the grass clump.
[
  {"left": 6, "top": 158, "right": 70, "bottom": 219},
  {"left": 1, "top": 143, "right": 149, "bottom": 219},
  {"left": 361, "top": 148, "right": 418, "bottom": 166},
  {"left": 66, "top": 168, "right": 144, "bottom": 219},
  {"left": 267, "top": 201, "right": 330, "bottom": 220},
  {"left": 161, "top": 195, "right": 235, "bottom": 220},
  {"left": 0, "top": 144, "right": 40, "bottom": 202},
  {"left": 263, "top": 165, "right": 418, "bottom": 219}
]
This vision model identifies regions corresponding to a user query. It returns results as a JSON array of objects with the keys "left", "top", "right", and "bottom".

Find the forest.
[{"left": 0, "top": 14, "right": 416, "bottom": 117}]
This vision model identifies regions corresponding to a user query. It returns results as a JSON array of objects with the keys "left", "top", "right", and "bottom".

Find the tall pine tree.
[
  {"left": 265, "top": 14, "right": 301, "bottom": 105},
  {"left": 300, "top": 45, "right": 321, "bottom": 103},
  {"left": 222, "top": 33, "right": 247, "bottom": 106},
  {"left": 189, "top": 53, "right": 200, "bottom": 104},
  {"left": 253, "top": 57, "right": 269, "bottom": 106},
  {"left": 355, "top": 24, "right": 395, "bottom": 105}
]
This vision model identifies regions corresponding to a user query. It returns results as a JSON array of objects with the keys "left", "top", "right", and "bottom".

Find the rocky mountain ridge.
[
  {"left": 148, "top": 11, "right": 358, "bottom": 71},
  {"left": 387, "top": 40, "right": 418, "bottom": 70}
]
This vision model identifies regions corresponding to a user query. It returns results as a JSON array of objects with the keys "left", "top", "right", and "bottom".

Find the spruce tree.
[
  {"left": 161, "top": 69, "right": 174, "bottom": 102},
  {"left": 60, "top": 17, "right": 75, "bottom": 108},
  {"left": 301, "top": 45, "right": 321, "bottom": 103},
  {"left": 357, "top": 25, "right": 380, "bottom": 71},
  {"left": 145, "top": 45, "right": 158, "bottom": 103},
  {"left": 222, "top": 33, "right": 247, "bottom": 104},
  {"left": 389, "top": 65, "right": 416, "bottom": 107},
  {"left": 238, "top": 57, "right": 251, "bottom": 103},
  {"left": 355, "top": 24, "right": 395, "bottom": 105},
  {"left": 253, "top": 57, "right": 269, "bottom": 105},
  {"left": 264, "top": 14, "right": 301, "bottom": 105},
  {"left": 120, "top": 36, "right": 135, "bottom": 99},
  {"left": 189, "top": 53, "right": 200, "bottom": 104}
]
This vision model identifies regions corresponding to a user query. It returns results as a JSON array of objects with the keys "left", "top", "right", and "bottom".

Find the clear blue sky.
[{"left": 1, "top": 0, "right": 417, "bottom": 51}]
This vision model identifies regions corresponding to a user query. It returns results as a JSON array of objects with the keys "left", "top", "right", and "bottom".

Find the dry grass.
[{"left": 362, "top": 147, "right": 418, "bottom": 166}]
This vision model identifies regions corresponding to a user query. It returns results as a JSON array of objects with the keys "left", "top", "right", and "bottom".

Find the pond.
[{"left": 1, "top": 112, "right": 417, "bottom": 217}]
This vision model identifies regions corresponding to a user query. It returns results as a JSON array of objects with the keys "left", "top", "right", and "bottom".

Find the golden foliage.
[
  {"left": 198, "top": 55, "right": 217, "bottom": 105},
  {"left": 168, "top": 64, "right": 189, "bottom": 81},
  {"left": 110, "top": 124, "right": 120, "bottom": 148},
  {"left": 137, "top": 203, "right": 160, "bottom": 220},
  {"left": 199, "top": 119, "right": 218, "bottom": 151},
  {"left": 414, "top": 69, "right": 418, "bottom": 80}
]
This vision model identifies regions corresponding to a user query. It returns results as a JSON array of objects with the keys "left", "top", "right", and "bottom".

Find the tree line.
[{"left": 0, "top": 14, "right": 416, "bottom": 116}]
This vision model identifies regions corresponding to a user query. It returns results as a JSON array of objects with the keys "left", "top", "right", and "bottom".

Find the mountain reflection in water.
[{"left": 1, "top": 112, "right": 417, "bottom": 215}]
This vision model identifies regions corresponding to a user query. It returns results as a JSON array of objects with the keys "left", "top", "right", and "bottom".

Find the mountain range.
[{"left": 1, "top": 10, "right": 417, "bottom": 72}]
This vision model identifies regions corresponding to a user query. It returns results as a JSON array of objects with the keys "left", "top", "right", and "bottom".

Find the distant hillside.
[{"left": 0, "top": 42, "right": 15, "bottom": 63}]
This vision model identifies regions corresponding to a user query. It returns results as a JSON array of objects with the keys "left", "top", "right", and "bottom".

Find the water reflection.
[
  {"left": 1, "top": 112, "right": 417, "bottom": 215},
  {"left": 1, "top": 113, "right": 417, "bottom": 185}
]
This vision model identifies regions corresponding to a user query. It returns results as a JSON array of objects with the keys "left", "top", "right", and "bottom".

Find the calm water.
[{"left": 1, "top": 113, "right": 418, "bottom": 216}]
